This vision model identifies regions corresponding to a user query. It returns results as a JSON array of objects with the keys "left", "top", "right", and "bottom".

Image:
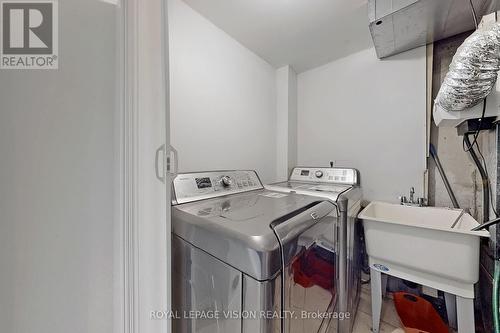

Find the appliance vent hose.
[{"left": 435, "top": 22, "right": 500, "bottom": 111}]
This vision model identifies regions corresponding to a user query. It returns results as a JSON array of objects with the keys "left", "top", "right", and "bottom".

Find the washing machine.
[
  {"left": 266, "top": 167, "right": 363, "bottom": 333},
  {"left": 171, "top": 170, "right": 342, "bottom": 333}
]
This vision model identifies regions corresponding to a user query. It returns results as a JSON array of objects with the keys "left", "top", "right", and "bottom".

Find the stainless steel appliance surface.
[
  {"left": 266, "top": 167, "right": 363, "bottom": 333},
  {"left": 171, "top": 170, "right": 341, "bottom": 333}
]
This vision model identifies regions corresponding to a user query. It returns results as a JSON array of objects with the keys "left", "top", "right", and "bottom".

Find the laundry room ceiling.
[{"left": 181, "top": 0, "right": 373, "bottom": 73}]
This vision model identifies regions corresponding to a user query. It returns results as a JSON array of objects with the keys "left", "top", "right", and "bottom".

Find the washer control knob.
[
  {"left": 315, "top": 170, "right": 324, "bottom": 178},
  {"left": 221, "top": 176, "right": 233, "bottom": 187}
]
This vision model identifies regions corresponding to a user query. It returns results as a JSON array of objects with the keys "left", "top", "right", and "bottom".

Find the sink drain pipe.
[{"left": 429, "top": 144, "right": 460, "bottom": 209}]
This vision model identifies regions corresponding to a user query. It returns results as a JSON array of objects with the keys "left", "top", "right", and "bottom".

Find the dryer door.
[{"left": 271, "top": 201, "right": 337, "bottom": 333}]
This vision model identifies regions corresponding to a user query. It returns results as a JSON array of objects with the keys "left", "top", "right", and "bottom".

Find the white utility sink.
[
  {"left": 359, "top": 201, "right": 489, "bottom": 296},
  {"left": 358, "top": 201, "right": 490, "bottom": 333}
]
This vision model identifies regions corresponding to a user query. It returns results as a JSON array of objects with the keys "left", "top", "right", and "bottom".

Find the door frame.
[{"left": 115, "top": 0, "right": 171, "bottom": 333}]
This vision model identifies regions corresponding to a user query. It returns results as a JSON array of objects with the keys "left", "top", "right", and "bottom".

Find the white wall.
[
  {"left": 297, "top": 47, "right": 427, "bottom": 202},
  {"left": 168, "top": 0, "right": 427, "bottom": 194},
  {"left": 168, "top": 0, "right": 277, "bottom": 183},
  {"left": 276, "top": 65, "right": 298, "bottom": 181},
  {"left": 0, "top": 1, "right": 116, "bottom": 332}
]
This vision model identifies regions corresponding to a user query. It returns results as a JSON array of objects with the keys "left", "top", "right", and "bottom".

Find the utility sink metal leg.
[
  {"left": 456, "top": 296, "right": 474, "bottom": 333},
  {"left": 444, "top": 292, "right": 457, "bottom": 330},
  {"left": 381, "top": 273, "right": 388, "bottom": 298},
  {"left": 370, "top": 268, "right": 382, "bottom": 333}
]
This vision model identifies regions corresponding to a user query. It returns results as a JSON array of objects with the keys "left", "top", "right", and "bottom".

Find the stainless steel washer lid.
[
  {"left": 172, "top": 189, "right": 334, "bottom": 281},
  {"left": 268, "top": 181, "right": 352, "bottom": 201}
]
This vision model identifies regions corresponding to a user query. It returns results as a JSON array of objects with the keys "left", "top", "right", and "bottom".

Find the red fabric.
[{"left": 292, "top": 247, "right": 335, "bottom": 291}]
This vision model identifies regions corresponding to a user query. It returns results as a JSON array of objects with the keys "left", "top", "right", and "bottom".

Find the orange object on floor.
[{"left": 393, "top": 292, "right": 449, "bottom": 333}]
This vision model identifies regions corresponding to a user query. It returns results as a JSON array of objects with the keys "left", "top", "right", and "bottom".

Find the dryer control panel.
[
  {"left": 172, "top": 170, "right": 263, "bottom": 205},
  {"left": 290, "top": 167, "right": 359, "bottom": 185}
]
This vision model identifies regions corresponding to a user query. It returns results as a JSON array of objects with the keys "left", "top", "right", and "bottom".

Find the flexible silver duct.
[{"left": 435, "top": 21, "right": 500, "bottom": 112}]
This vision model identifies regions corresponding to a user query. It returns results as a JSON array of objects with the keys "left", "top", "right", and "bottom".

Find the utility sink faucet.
[{"left": 400, "top": 187, "right": 426, "bottom": 207}]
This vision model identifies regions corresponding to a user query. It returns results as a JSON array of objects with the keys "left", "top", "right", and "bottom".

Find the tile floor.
[{"left": 352, "top": 283, "right": 404, "bottom": 333}]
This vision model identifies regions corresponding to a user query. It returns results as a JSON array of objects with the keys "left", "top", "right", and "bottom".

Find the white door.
[{"left": 0, "top": 0, "right": 171, "bottom": 332}]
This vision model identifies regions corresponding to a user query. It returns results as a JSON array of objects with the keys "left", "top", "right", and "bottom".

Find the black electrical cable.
[
  {"left": 468, "top": 0, "right": 479, "bottom": 29},
  {"left": 464, "top": 134, "right": 490, "bottom": 221},
  {"left": 463, "top": 136, "right": 498, "bottom": 218},
  {"left": 462, "top": 98, "right": 499, "bottom": 218},
  {"left": 475, "top": 138, "right": 500, "bottom": 218},
  {"left": 463, "top": 99, "right": 487, "bottom": 152}
]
